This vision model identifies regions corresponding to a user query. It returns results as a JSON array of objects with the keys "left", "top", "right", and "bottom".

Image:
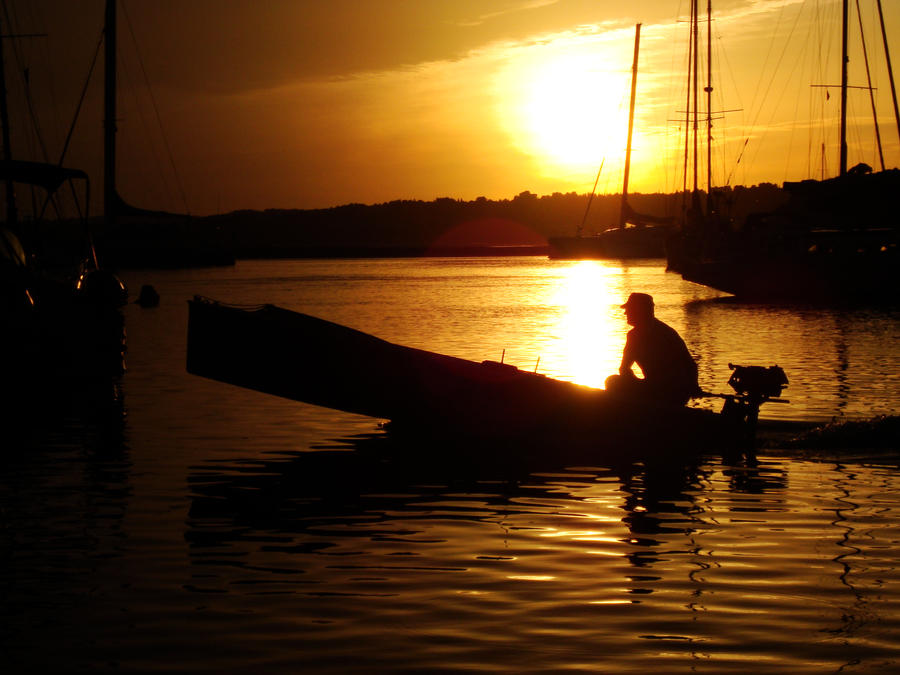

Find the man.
[{"left": 605, "top": 292, "right": 699, "bottom": 406}]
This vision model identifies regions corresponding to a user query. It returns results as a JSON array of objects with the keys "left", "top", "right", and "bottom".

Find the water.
[{"left": 2, "top": 257, "right": 899, "bottom": 673}]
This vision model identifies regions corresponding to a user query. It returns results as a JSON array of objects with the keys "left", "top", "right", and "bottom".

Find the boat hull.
[
  {"left": 186, "top": 298, "right": 747, "bottom": 451},
  {"left": 549, "top": 227, "right": 667, "bottom": 260},
  {"left": 668, "top": 171, "right": 900, "bottom": 304},
  {"left": 675, "top": 251, "right": 897, "bottom": 303}
]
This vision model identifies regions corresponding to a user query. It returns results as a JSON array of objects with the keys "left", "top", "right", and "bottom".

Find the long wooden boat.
[{"left": 186, "top": 296, "right": 787, "bottom": 452}]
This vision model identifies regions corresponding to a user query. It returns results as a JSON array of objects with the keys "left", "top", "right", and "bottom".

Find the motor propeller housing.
[{"left": 727, "top": 363, "right": 789, "bottom": 400}]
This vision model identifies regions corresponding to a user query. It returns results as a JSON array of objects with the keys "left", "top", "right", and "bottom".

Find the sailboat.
[
  {"left": 0, "top": 0, "right": 128, "bottom": 389},
  {"left": 548, "top": 24, "right": 671, "bottom": 260},
  {"left": 92, "top": 2, "right": 233, "bottom": 269},
  {"left": 667, "top": 0, "right": 899, "bottom": 303}
]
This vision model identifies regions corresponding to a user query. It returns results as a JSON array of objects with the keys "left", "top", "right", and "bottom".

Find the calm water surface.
[{"left": 3, "top": 257, "right": 899, "bottom": 673}]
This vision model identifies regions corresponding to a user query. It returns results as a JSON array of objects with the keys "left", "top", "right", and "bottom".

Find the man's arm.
[{"left": 619, "top": 334, "right": 635, "bottom": 376}]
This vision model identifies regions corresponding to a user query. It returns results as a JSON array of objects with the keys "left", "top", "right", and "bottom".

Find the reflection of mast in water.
[
  {"left": 833, "top": 315, "right": 851, "bottom": 415},
  {"left": 826, "top": 464, "right": 871, "bottom": 640}
]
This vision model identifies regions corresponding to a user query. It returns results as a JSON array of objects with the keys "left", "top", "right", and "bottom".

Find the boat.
[
  {"left": 185, "top": 296, "right": 789, "bottom": 452},
  {"left": 669, "top": 163, "right": 899, "bottom": 302},
  {"left": 91, "top": 0, "right": 233, "bottom": 269},
  {"left": 549, "top": 24, "right": 671, "bottom": 261},
  {"left": 0, "top": 166, "right": 127, "bottom": 385},
  {"left": 667, "top": 0, "right": 899, "bottom": 303},
  {"left": 0, "top": 5, "right": 128, "bottom": 389}
]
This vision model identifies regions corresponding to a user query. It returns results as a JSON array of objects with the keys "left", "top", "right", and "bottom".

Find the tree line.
[{"left": 200, "top": 184, "right": 788, "bottom": 257}]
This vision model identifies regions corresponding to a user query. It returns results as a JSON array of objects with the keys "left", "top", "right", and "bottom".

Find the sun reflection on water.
[{"left": 549, "top": 261, "right": 628, "bottom": 388}]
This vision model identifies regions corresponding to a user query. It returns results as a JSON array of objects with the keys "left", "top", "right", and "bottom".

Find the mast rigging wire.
[
  {"left": 121, "top": 0, "right": 190, "bottom": 215},
  {"left": 577, "top": 159, "right": 604, "bottom": 237},
  {"left": 855, "top": 0, "right": 885, "bottom": 170}
]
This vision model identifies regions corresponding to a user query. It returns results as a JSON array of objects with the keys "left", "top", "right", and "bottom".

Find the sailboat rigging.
[
  {"left": 548, "top": 23, "right": 671, "bottom": 260},
  {"left": 0, "top": 0, "right": 128, "bottom": 389},
  {"left": 93, "top": 0, "right": 232, "bottom": 268},
  {"left": 667, "top": 0, "right": 899, "bottom": 304}
]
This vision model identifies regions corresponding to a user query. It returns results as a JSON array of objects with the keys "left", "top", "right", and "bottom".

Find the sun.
[{"left": 516, "top": 50, "right": 633, "bottom": 173}]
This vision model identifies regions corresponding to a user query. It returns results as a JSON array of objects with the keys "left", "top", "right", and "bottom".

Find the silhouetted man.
[{"left": 605, "top": 292, "right": 699, "bottom": 406}]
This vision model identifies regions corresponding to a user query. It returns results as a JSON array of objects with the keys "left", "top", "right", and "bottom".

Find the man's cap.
[{"left": 621, "top": 292, "right": 654, "bottom": 309}]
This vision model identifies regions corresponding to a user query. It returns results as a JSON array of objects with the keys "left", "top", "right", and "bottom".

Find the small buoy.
[{"left": 135, "top": 284, "right": 160, "bottom": 308}]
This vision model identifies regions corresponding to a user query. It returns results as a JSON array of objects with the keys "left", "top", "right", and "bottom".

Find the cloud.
[{"left": 9, "top": 0, "right": 900, "bottom": 214}]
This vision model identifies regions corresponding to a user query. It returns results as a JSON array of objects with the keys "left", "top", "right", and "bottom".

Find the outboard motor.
[
  {"left": 727, "top": 363, "right": 789, "bottom": 401},
  {"left": 720, "top": 363, "right": 789, "bottom": 444}
]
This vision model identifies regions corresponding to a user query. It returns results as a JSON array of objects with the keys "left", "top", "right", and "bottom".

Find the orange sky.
[{"left": 5, "top": 0, "right": 900, "bottom": 216}]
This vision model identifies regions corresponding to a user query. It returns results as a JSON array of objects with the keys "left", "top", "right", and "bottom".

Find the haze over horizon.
[{"left": 5, "top": 0, "right": 900, "bottom": 217}]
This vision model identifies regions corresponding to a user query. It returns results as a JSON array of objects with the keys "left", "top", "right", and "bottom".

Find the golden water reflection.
[{"left": 549, "top": 261, "right": 628, "bottom": 388}]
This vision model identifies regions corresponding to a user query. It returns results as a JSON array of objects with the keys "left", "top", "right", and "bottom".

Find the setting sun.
[{"left": 521, "top": 52, "right": 632, "bottom": 170}]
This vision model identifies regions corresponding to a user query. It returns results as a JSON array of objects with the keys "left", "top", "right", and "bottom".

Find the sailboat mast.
[
  {"left": 0, "top": 16, "right": 16, "bottom": 224},
  {"left": 104, "top": 0, "right": 117, "bottom": 226},
  {"left": 840, "top": 0, "right": 848, "bottom": 177},
  {"left": 706, "top": 0, "right": 713, "bottom": 196},
  {"left": 856, "top": 0, "right": 885, "bottom": 171},
  {"left": 876, "top": 0, "right": 900, "bottom": 147},
  {"left": 682, "top": 4, "right": 693, "bottom": 199},
  {"left": 619, "top": 23, "right": 641, "bottom": 229},
  {"left": 691, "top": 0, "right": 701, "bottom": 213}
]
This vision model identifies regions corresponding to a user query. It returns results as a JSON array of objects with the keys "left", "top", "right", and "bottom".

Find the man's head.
[{"left": 621, "top": 292, "right": 654, "bottom": 326}]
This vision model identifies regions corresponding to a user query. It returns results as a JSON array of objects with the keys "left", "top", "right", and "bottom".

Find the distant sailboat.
[
  {"left": 548, "top": 24, "right": 671, "bottom": 260},
  {"left": 667, "top": 0, "right": 899, "bottom": 303},
  {"left": 94, "top": 0, "right": 233, "bottom": 269}
]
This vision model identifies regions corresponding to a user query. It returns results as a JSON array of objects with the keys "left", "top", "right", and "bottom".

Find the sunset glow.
[
  {"left": 550, "top": 261, "right": 626, "bottom": 388},
  {"left": 3, "top": 1, "right": 900, "bottom": 214},
  {"left": 518, "top": 51, "right": 631, "bottom": 170}
]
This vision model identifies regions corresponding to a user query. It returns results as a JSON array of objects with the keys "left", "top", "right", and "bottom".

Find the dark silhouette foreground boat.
[
  {"left": 186, "top": 297, "right": 789, "bottom": 454},
  {"left": 1, "top": 1, "right": 130, "bottom": 389},
  {"left": 0, "top": 160, "right": 127, "bottom": 387}
]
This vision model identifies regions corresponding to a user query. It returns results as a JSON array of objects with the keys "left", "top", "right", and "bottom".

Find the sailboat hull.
[
  {"left": 669, "top": 170, "right": 900, "bottom": 303},
  {"left": 549, "top": 227, "right": 667, "bottom": 259}
]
